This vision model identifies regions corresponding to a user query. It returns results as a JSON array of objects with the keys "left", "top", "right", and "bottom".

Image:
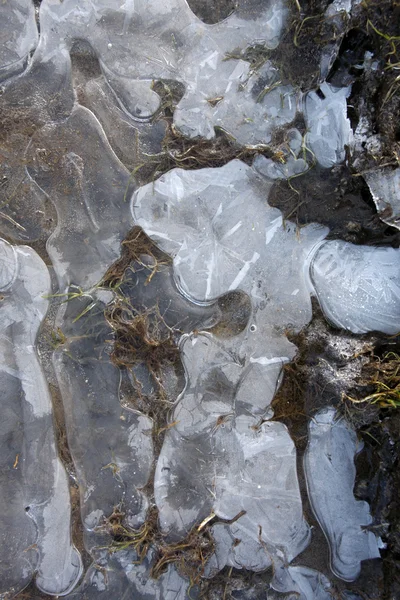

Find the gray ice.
[
  {"left": 131, "top": 159, "right": 391, "bottom": 575},
  {"left": 0, "top": 0, "right": 38, "bottom": 81},
  {"left": 0, "top": 239, "right": 81, "bottom": 596},
  {"left": 304, "top": 408, "right": 381, "bottom": 581}
]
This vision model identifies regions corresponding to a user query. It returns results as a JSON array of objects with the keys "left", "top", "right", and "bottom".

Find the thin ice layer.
[
  {"left": 68, "top": 549, "right": 191, "bottom": 599},
  {"left": 310, "top": 239, "right": 400, "bottom": 334},
  {"left": 304, "top": 408, "right": 380, "bottom": 581},
  {"left": 37, "top": 0, "right": 296, "bottom": 146},
  {"left": 271, "top": 565, "right": 333, "bottom": 600},
  {"left": 53, "top": 291, "right": 154, "bottom": 548},
  {"left": 0, "top": 239, "right": 81, "bottom": 596},
  {"left": 304, "top": 83, "right": 352, "bottom": 168},
  {"left": 133, "top": 160, "right": 329, "bottom": 568},
  {"left": 365, "top": 167, "right": 400, "bottom": 231},
  {"left": 0, "top": 0, "right": 38, "bottom": 81},
  {"left": 27, "top": 105, "right": 134, "bottom": 291}
]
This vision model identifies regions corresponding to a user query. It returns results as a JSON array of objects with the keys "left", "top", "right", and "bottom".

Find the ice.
[
  {"left": 0, "top": 0, "right": 38, "bottom": 81},
  {"left": 304, "top": 83, "right": 352, "bottom": 168},
  {"left": 310, "top": 239, "right": 400, "bottom": 334},
  {"left": 271, "top": 565, "right": 333, "bottom": 600},
  {"left": 304, "top": 408, "right": 381, "bottom": 581},
  {"left": 52, "top": 291, "right": 154, "bottom": 548},
  {"left": 0, "top": 239, "right": 81, "bottom": 596},
  {"left": 27, "top": 105, "right": 134, "bottom": 291},
  {"left": 36, "top": 0, "right": 295, "bottom": 146},
  {"left": 365, "top": 167, "right": 400, "bottom": 231},
  {"left": 68, "top": 549, "right": 192, "bottom": 599},
  {"left": 133, "top": 160, "right": 330, "bottom": 567}
]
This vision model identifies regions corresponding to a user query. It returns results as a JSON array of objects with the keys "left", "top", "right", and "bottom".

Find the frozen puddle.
[{"left": 0, "top": 0, "right": 397, "bottom": 597}]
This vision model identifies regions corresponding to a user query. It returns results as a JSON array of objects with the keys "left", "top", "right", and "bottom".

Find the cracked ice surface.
[
  {"left": 0, "top": 239, "right": 81, "bottom": 596},
  {"left": 304, "top": 408, "right": 381, "bottom": 581}
]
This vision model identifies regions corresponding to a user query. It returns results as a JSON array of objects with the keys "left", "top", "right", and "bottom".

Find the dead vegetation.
[
  {"left": 344, "top": 350, "right": 400, "bottom": 409},
  {"left": 96, "top": 505, "right": 216, "bottom": 587}
]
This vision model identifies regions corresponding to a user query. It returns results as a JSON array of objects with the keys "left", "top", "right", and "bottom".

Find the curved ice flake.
[
  {"left": 304, "top": 83, "right": 352, "bottom": 168},
  {"left": 304, "top": 408, "right": 380, "bottom": 581},
  {"left": 365, "top": 167, "right": 400, "bottom": 231},
  {"left": 0, "top": 239, "right": 81, "bottom": 596},
  {"left": 0, "top": 0, "right": 38, "bottom": 81},
  {"left": 310, "top": 239, "right": 400, "bottom": 334}
]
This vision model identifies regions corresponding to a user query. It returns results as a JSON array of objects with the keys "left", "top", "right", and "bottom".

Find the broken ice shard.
[
  {"left": 0, "top": 0, "right": 38, "bottom": 81},
  {"left": 310, "top": 239, "right": 400, "bottom": 334},
  {"left": 0, "top": 239, "right": 81, "bottom": 596},
  {"left": 365, "top": 167, "right": 400, "bottom": 231},
  {"left": 304, "top": 83, "right": 352, "bottom": 168},
  {"left": 304, "top": 408, "right": 380, "bottom": 581}
]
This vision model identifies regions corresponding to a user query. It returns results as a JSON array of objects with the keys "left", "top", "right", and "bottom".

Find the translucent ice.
[
  {"left": 310, "top": 239, "right": 400, "bottom": 334},
  {"left": 304, "top": 83, "right": 352, "bottom": 168},
  {"left": 304, "top": 408, "right": 380, "bottom": 581},
  {"left": 365, "top": 167, "right": 400, "bottom": 231},
  {"left": 53, "top": 291, "right": 154, "bottom": 547},
  {"left": 36, "top": 0, "right": 295, "bottom": 146},
  {"left": 0, "top": 0, "right": 38, "bottom": 81},
  {"left": 28, "top": 105, "right": 134, "bottom": 291},
  {"left": 272, "top": 565, "right": 333, "bottom": 600},
  {"left": 69, "top": 549, "right": 191, "bottom": 599},
  {"left": 0, "top": 239, "right": 81, "bottom": 596}
]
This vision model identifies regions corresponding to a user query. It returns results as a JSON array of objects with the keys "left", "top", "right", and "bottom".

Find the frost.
[
  {"left": 304, "top": 408, "right": 381, "bottom": 581},
  {"left": 310, "top": 239, "right": 400, "bottom": 334},
  {"left": 0, "top": 239, "right": 81, "bottom": 596},
  {"left": 365, "top": 167, "right": 400, "bottom": 231},
  {"left": 0, "top": 0, "right": 38, "bottom": 81}
]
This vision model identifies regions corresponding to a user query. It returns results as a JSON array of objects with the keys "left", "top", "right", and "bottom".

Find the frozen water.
[
  {"left": 365, "top": 167, "right": 400, "bottom": 231},
  {"left": 304, "top": 408, "right": 381, "bottom": 581},
  {"left": 35, "top": 0, "right": 298, "bottom": 146},
  {"left": 310, "top": 239, "right": 400, "bottom": 334},
  {"left": 272, "top": 565, "right": 333, "bottom": 600},
  {"left": 68, "top": 549, "right": 192, "bottom": 599},
  {"left": 0, "top": 239, "right": 81, "bottom": 596},
  {"left": 304, "top": 83, "right": 352, "bottom": 168},
  {"left": 53, "top": 291, "right": 154, "bottom": 548},
  {"left": 0, "top": 0, "right": 38, "bottom": 81},
  {"left": 27, "top": 105, "right": 134, "bottom": 291}
]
